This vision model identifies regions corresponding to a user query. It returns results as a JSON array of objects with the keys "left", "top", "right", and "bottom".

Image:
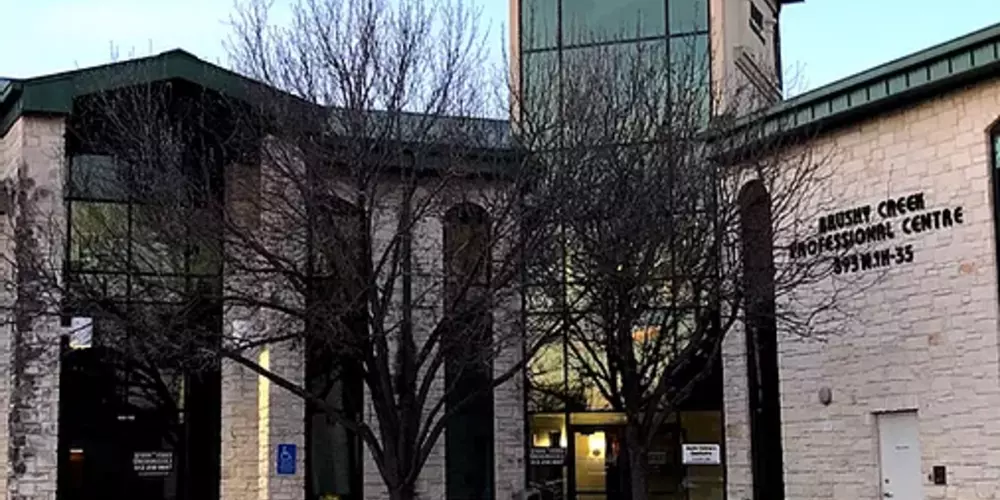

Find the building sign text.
[{"left": 788, "top": 192, "right": 965, "bottom": 274}]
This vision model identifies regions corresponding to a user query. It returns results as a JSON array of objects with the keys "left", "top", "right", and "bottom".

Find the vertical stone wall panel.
[
  {"left": 7, "top": 117, "right": 67, "bottom": 500},
  {"left": 723, "top": 78, "right": 1000, "bottom": 500}
]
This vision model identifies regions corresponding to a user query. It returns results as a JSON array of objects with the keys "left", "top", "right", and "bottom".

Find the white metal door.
[{"left": 877, "top": 411, "right": 923, "bottom": 500}]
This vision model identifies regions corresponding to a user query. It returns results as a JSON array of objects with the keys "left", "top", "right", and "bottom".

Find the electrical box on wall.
[{"left": 931, "top": 465, "right": 946, "bottom": 485}]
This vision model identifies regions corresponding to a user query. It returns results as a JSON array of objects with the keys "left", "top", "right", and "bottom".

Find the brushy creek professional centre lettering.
[{"left": 788, "top": 192, "right": 965, "bottom": 274}]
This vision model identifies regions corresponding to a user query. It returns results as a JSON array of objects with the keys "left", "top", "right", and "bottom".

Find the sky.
[{"left": 3, "top": 0, "right": 1000, "bottom": 96}]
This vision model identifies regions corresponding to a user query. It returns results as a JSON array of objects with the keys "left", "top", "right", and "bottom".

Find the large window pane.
[
  {"left": 443, "top": 204, "right": 494, "bottom": 500},
  {"left": 69, "top": 154, "right": 129, "bottom": 201},
  {"left": 69, "top": 202, "right": 129, "bottom": 272},
  {"left": 131, "top": 205, "right": 188, "bottom": 275},
  {"left": 562, "top": 0, "right": 667, "bottom": 45},
  {"left": 680, "top": 411, "right": 725, "bottom": 500},
  {"left": 561, "top": 40, "right": 669, "bottom": 145},
  {"left": 669, "top": 34, "right": 711, "bottom": 122},
  {"left": 187, "top": 207, "right": 222, "bottom": 276},
  {"left": 565, "top": 321, "right": 614, "bottom": 411},
  {"left": 521, "top": 50, "right": 561, "bottom": 132},
  {"left": 669, "top": 34, "right": 710, "bottom": 84},
  {"left": 307, "top": 359, "right": 361, "bottom": 500},
  {"left": 521, "top": 0, "right": 559, "bottom": 50},
  {"left": 528, "top": 413, "right": 568, "bottom": 499},
  {"left": 668, "top": 0, "right": 708, "bottom": 34},
  {"left": 528, "top": 326, "right": 571, "bottom": 412}
]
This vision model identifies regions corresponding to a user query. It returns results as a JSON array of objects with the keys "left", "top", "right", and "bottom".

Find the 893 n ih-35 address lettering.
[{"left": 833, "top": 245, "right": 914, "bottom": 275}]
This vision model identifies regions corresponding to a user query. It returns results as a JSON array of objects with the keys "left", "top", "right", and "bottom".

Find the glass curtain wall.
[
  {"left": 519, "top": 0, "right": 711, "bottom": 125},
  {"left": 59, "top": 124, "right": 225, "bottom": 499},
  {"left": 520, "top": 1, "right": 722, "bottom": 499}
]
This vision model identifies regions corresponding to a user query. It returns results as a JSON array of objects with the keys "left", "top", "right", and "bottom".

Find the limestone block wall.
[
  {"left": 259, "top": 339, "right": 306, "bottom": 500},
  {"left": 723, "top": 77, "right": 1000, "bottom": 500},
  {"left": 0, "top": 127, "right": 525, "bottom": 500},
  {"left": 0, "top": 116, "right": 24, "bottom": 498},
  {"left": 359, "top": 182, "right": 526, "bottom": 500},
  {"left": 220, "top": 353, "right": 261, "bottom": 500},
  {"left": 493, "top": 290, "right": 525, "bottom": 500},
  {"left": 4, "top": 116, "right": 68, "bottom": 500},
  {"left": 721, "top": 320, "right": 752, "bottom": 500}
]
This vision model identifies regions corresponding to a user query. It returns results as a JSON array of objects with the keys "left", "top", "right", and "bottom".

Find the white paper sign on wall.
[{"left": 681, "top": 444, "right": 721, "bottom": 465}]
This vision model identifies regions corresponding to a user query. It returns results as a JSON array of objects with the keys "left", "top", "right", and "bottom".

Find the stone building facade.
[
  {"left": 723, "top": 21, "right": 1000, "bottom": 500},
  {"left": 0, "top": 52, "right": 524, "bottom": 500}
]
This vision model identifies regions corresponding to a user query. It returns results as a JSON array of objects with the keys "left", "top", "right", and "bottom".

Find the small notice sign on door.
[
  {"left": 681, "top": 444, "right": 721, "bottom": 465},
  {"left": 529, "top": 447, "right": 566, "bottom": 466},
  {"left": 133, "top": 451, "right": 173, "bottom": 477}
]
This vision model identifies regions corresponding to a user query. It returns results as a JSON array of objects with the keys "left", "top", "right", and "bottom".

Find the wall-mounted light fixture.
[{"left": 818, "top": 387, "right": 833, "bottom": 406}]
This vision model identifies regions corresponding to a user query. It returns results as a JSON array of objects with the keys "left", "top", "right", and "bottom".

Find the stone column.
[
  {"left": 220, "top": 161, "right": 264, "bottom": 500},
  {"left": 722, "top": 321, "right": 754, "bottom": 500},
  {"left": 493, "top": 290, "right": 526, "bottom": 500},
  {"left": 5, "top": 116, "right": 68, "bottom": 500},
  {"left": 257, "top": 338, "right": 306, "bottom": 500},
  {"left": 220, "top": 345, "right": 261, "bottom": 500},
  {"left": 252, "top": 139, "right": 306, "bottom": 500}
]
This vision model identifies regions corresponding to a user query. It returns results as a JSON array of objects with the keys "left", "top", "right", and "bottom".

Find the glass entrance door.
[{"left": 571, "top": 426, "right": 627, "bottom": 500}]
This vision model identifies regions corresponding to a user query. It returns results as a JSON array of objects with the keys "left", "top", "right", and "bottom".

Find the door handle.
[{"left": 884, "top": 492, "right": 893, "bottom": 498}]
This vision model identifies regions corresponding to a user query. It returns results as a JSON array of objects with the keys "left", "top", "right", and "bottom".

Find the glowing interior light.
[{"left": 588, "top": 431, "right": 605, "bottom": 458}]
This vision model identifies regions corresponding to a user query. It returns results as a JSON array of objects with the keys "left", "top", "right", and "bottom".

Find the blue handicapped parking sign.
[{"left": 276, "top": 444, "right": 297, "bottom": 475}]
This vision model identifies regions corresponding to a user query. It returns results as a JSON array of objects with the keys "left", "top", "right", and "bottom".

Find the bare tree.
[
  {"left": 513, "top": 35, "right": 862, "bottom": 499},
  {"left": 1, "top": 1, "right": 560, "bottom": 500}
]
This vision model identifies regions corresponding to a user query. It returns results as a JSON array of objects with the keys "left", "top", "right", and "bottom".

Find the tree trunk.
[
  {"left": 389, "top": 482, "right": 418, "bottom": 500},
  {"left": 626, "top": 423, "right": 650, "bottom": 500}
]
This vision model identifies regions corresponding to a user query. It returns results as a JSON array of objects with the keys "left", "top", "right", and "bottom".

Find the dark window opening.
[
  {"left": 443, "top": 203, "right": 495, "bottom": 500},
  {"left": 991, "top": 132, "right": 1000, "bottom": 331},
  {"left": 738, "top": 181, "right": 784, "bottom": 500},
  {"left": 305, "top": 196, "right": 365, "bottom": 500},
  {"left": 749, "top": 3, "right": 766, "bottom": 43}
]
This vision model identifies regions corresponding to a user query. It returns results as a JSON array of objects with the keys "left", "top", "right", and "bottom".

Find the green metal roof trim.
[
  {"left": 0, "top": 49, "right": 515, "bottom": 158},
  {"left": 759, "top": 21, "right": 1000, "bottom": 137},
  {"left": 0, "top": 49, "right": 292, "bottom": 136}
]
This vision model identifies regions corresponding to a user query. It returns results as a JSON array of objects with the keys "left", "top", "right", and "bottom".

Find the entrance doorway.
[
  {"left": 568, "top": 424, "right": 685, "bottom": 500},
  {"left": 571, "top": 426, "right": 626, "bottom": 500},
  {"left": 877, "top": 411, "right": 923, "bottom": 500},
  {"left": 56, "top": 310, "right": 222, "bottom": 500},
  {"left": 529, "top": 412, "right": 721, "bottom": 500}
]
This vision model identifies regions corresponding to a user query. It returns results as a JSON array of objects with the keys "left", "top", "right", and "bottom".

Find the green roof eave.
[
  {"left": 750, "top": 21, "right": 1000, "bottom": 138},
  {"left": 0, "top": 50, "right": 519, "bottom": 171},
  {"left": 0, "top": 49, "right": 301, "bottom": 136}
]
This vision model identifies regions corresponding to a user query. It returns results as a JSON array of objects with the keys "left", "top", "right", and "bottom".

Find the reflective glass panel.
[
  {"left": 528, "top": 413, "right": 568, "bottom": 498},
  {"left": 521, "top": 0, "right": 559, "bottom": 49},
  {"left": 669, "top": 34, "right": 711, "bottom": 122},
  {"left": 69, "top": 154, "right": 129, "bottom": 201},
  {"left": 681, "top": 411, "right": 725, "bottom": 500},
  {"left": 69, "top": 202, "right": 129, "bottom": 272},
  {"left": 528, "top": 326, "right": 571, "bottom": 412},
  {"left": 668, "top": 0, "right": 709, "bottom": 34},
  {"left": 562, "top": 0, "right": 667, "bottom": 45},
  {"left": 521, "top": 50, "right": 561, "bottom": 132}
]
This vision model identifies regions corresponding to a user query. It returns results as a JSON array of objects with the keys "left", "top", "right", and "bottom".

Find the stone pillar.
[
  {"left": 220, "top": 350, "right": 261, "bottom": 500},
  {"left": 220, "top": 160, "right": 265, "bottom": 500},
  {"left": 252, "top": 139, "right": 306, "bottom": 500},
  {"left": 722, "top": 321, "right": 753, "bottom": 500},
  {"left": 257, "top": 339, "right": 306, "bottom": 500},
  {"left": 0, "top": 114, "right": 24, "bottom": 498},
  {"left": 5, "top": 116, "right": 68, "bottom": 500},
  {"left": 493, "top": 291, "right": 526, "bottom": 500}
]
